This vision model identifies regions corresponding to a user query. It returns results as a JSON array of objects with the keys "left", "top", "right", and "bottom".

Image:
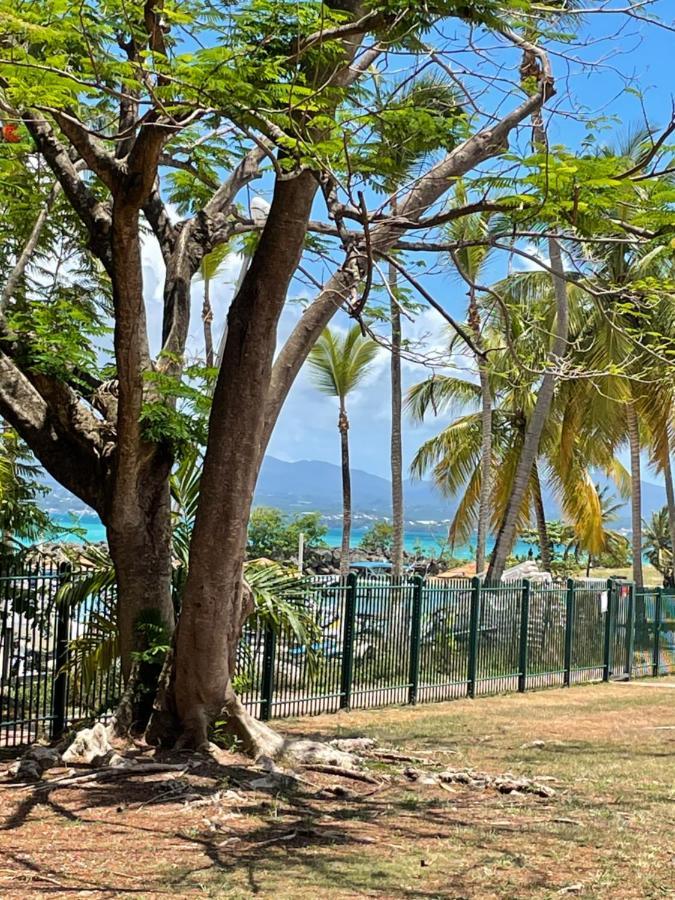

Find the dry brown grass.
[{"left": 0, "top": 680, "right": 673, "bottom": 899}]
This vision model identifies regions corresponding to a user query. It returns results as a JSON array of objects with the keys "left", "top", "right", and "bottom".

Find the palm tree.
[
  {"left": 363, "top": 76, "right": 464, "bottom": 579},
  {"left": 643, "top": 507, "right": 673, "bottom": 582},
  {"left": 407, "top": 292, "right": 630, "bottom": 569},
  {"left": 442, "top": 184, "right": 496, "bottom": 573},
  {"left": 308, "top": 326, "right": 378, "bottom": 576}
]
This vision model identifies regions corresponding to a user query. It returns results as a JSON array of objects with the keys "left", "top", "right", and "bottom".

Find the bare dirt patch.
[{"left": 1, "top": 681, "right": 673, "bottom": 899}]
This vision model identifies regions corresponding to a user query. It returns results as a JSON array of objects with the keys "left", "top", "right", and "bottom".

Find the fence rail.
[{"left": 1, "top": 567, "right": 674, "bottom": 748}]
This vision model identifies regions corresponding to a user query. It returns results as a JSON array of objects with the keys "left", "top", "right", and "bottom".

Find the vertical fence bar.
[
  {"left": 518, "top": 579, "right": 531, "bottom": 693},
  {"left": 51, "top": 568, "right": 70, "bottom": 740},
  {"left": 408, "top": 576, "right": 423, "bottom": 705},
  {"left": 340, "top": 573, "right": 357, "bottom": 710},
  {"left": 467, "top": 576, "right": 481, "bottom": 699},
  {"left": 564, "top": 578, "right": 575, "bottom": 687},
  {"left": 652, "top": 587, "right": 662, "bottom": 677},
  {"left": 259, "top": 624, "right": 276, "bottom": 722},
  {"left": 625, "top": 583, "right": 635, "bottom": 678},
  {"left": 603, "top": 578, "right": 613, "bottom": 682}
]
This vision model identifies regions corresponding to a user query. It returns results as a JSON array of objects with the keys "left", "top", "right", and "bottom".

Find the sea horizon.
[{"left": 46, "top": 514, "right": 538, "bottom": 559}]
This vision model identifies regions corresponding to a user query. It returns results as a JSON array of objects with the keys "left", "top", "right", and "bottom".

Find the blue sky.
[{"left": 141, "top": 3, "right": 674, "bottom": 482}]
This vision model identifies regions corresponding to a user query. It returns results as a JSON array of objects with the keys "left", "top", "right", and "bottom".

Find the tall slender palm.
[
  {"left": 308, "top": 326, "right": 378, "bottom": 576},
  {"left": 388, "top": 253, "right": 405, "bottom": 578},
  {"left": 364, "top": 76, "right": 463, "bottom": 579},
  {"left": 443, "top": 184, "right": 496, "bottom": 572}
]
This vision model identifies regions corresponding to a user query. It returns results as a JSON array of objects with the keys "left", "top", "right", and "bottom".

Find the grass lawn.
[
  {"left": 571, "top": 563, "right": 663, "bottom": 586},
  {"left": 1, "top": 680, "right": 673, "bottom": 899}
]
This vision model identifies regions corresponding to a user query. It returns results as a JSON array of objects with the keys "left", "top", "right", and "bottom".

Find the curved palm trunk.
[
  {"left": 663, "top": 447, "right": 675, "bottom": 578},
  {"left": 389, "top": 261, "right": 404, "bottom": 579},
  {"left": 627, "top": 402, "right": 644, "bottom": 589},
  {"left": 486, "top": 235, "right": 568, "bottom": 584},
  {"left": 531, "top": 461, "right": 552, "bottom": 572},
  {"left": 339, "top": 401, "right": 352, "bottom": 578},
  {"left": 476, "top": 365, "right": 492, "bottom": 575},
  {"left": 486, "top": 77, "right": 568, "bottom": 585}
]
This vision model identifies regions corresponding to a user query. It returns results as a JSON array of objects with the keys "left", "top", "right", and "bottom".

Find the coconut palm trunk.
[
  {"left": 339, "top": 401, "right": 352, "bottom": 578},
  {"left": 627, "top": 401, "right": 644, "bottom": 589},
  {"left": 307, "top": 326, "right": 378, "bottom": 580},
  {"left": 389, "top": 260, "right": 404, "bottom": 579},
  {"left": 486, "top": 64, "right": 569, "bottom": 584},
  {"left": 531, "top": 461, "right": 552, "bottom": 572},
  {"left": 202, "top": 276, "right": 215, "bottom": 369},
  {"left": 663, "top": 448, "right": 675, "bottom": 579},
  {"left": 467, "top": 286, "right": 492, "bottom": 575},
  {"left": 475, "top": 365, "right": 492, "bottom": 575}
]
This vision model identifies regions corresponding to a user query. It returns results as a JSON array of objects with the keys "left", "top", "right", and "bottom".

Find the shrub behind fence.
[{"left": 1, "top": 566, "right": 673, "bottom": 747}]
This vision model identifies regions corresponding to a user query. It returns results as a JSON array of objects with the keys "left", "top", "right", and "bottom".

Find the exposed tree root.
[{"left": 299, "top": 764, "right": 380, "bottom": 784}]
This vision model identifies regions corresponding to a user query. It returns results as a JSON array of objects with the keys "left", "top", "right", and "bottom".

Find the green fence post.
[
  {"left": 518, "top": 579, "right": 531, "bottom": 693},
  {"left": 340, "top": 572, "right": 357, "bottom": 709},
  {"left": 603, "top": 578, "right": 613, "bottom": 682},
  {"left": 408, "top": 576, "right": 423, "bottom": 705},
  {"left": 467, "top": 576, "right": 481, "bottom": 699},
  {"left": 625, "top": 583, "right": 636, "bottom": 678},
  {"left": 259, "top": 624, "right": 276, "bottom": 721},
  {"left": 652, "top": 587, "right": 662, "bottom": 678},
  {"left": 563, "top": 578, "right": 575, "bottom": 687}
]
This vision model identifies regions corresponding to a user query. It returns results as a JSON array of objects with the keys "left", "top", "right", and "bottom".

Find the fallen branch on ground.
[{"left": 300, "top": 764, "right": 381, "bottom": 784}]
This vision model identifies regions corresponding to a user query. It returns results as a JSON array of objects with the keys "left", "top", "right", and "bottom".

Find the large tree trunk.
[
  {"left": 107, "top": 473, "right": 174, "bottom": 683},
  {"left": 107, "top": 204, "right": 176, "bottom": 731},
  {"left": 106, "top": 468, "right": 174, "bottom": 732},
  {"left": 389, "top": 261, "right": 404, "bottom": 579},
  {"left": 339, "top": 402, "right": 352, "bottom": 578},
  {"left": 531, "top": 461, "right": 552, "bottom": 572},
  {"left": 153, "top": 172, "right": 317, "bottom": 749},
  {"left": 627, "top": 402, "right": 644, "bottom": 590}
]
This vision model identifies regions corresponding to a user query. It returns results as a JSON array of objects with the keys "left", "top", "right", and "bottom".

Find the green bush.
[{"left": 247, "top": 507, "right": 327, "bottom": 561}]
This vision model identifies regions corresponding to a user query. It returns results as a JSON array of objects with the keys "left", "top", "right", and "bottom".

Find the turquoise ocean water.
[{"left": 51, "top": 515, "right": 533, "bottom": 559}]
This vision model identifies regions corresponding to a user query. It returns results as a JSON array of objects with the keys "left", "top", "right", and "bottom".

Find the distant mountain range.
[
  {"left": 42, "top": 455, "right": 668, "bottom": 530},
  {"left": 255, "top": 456, "right": 666, "bottom": 529}
]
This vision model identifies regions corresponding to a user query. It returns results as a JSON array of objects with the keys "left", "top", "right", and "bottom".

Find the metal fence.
[{"left": 1, "top": 567, "right": 674, "bottom": 748}]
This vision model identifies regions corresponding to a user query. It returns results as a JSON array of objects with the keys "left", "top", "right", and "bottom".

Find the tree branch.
[
  {"left": 0, "top": 352, "right": 106, "bottom": 513},
  {"left": 20, "top": 113, "right": 113, "bottom": 271},
  {"left": 265, "top": 71, "right": 551, "bottom": 446}
]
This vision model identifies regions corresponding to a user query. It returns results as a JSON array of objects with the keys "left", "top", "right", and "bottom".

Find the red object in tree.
[{"left": 2, "top": 124, "right": 21, "bottom": 143}]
